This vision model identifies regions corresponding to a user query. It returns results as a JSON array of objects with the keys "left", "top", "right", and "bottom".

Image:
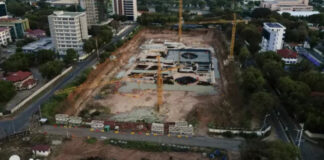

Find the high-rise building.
[
  {"left": 0, "top": 1, "right": 8, "bottom": 18},
  {"left": 260, "top": 22, "right": 286, "bottom": 52},
  {"left": 48, "top": 11, "right": 89, "bottom": 55},
  {"left": 80, "top": 0, "right": 113, "bottom": 27},
  {"left": 112, "top": 0, "right": 137, "bottom": 21}
]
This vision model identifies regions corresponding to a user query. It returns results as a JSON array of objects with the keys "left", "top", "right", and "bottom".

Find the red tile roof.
[
  {"left": 277, "top": 49, "right": 298, "bottom": 59},
  {"left": 32, "top": 145, "right": 50, "bottom": 152},
  {"left": 27, "top": 29, "right": 46, "bottom": 35},
  {"left": 0, "top": 27, "right": 9, "bottom": 32},
  {"left": 5, "top": 71, "right": 32, "bottom": 82},
  {"left": 22, "top": 78, "right": 37, "bottom": 88}
]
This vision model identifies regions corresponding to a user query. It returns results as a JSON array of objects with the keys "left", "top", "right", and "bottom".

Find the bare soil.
[{"left": 64, "top": 29, "right": 251, "bottom": 135}]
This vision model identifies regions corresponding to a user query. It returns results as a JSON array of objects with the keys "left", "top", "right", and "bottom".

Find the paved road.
[
  {"left": 274, "top": 106, "right": 324, "bottom": 160},
  {"left": 41, "top": 125, "right": 243, "bottom": 152},
  {"left": 0, "top": 24, "right": 138, "bottom": 138}
]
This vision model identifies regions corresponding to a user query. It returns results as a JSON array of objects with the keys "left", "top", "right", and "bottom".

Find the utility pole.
[
  {"left": 95, "top": 37, "right": 99, "bottom": 61},
  {"left": 11, "top": 121, "right": 16, "bottom": 134},
  {"left": 296, "top": 123, "right": 304, "bottom": 148},
  {"left": 38, "top": 105, "right": 42, "bottom": 118}
]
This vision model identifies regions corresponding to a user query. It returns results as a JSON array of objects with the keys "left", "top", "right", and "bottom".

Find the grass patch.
[
  {"left": 85, "top": 137, "right": 97, "bottom": 144},
  {"left": 41, "top": 68, "right": 92, "bottom": 122}
]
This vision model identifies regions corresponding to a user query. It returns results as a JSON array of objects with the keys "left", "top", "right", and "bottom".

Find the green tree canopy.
[
  {"left": 1, "top": 53, "right": 30, "bottom": 72},
  {"left": 36, "top": 49, "right": 57, "bottom": 65},
  {"left": 239, "top": 46, "right": 251, "bottom": 64},
  {"left": 242, "top": 140, "right": 299, "bottom": 160},
  {"left": 83, "top": 38, "right": 96, "bottom": 53},
  {"left": 251, "top": 8, "right": 271, "bottom": 19},
  {"left": 241, "top": 67, "right": 266, "bottom": 94},
  {"left": 0, "top": 80, "right": 16, "bottom": 103},
  {"left": 249, "top": 91, "right": 275, "bottom": 117},
  {"left": 64, "top": 49, "right": 79, "bottom": 65},
  {"left": 39, "top": 60, "right": 64, "bottom": 79}
]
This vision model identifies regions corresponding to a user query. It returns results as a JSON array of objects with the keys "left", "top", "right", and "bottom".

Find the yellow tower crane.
[
  {"left": 178, "top": 0, "right": 183, "bottom": 42},
  {"left": 177, "top": 0, "right": 248, "bottom": 61}
]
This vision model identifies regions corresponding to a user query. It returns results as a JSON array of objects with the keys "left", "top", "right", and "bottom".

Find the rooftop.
[
  {"left": 0, "top": 27, "right": 9, "bottom": 32},
  {"left": 32, "top": 145, "right": 50, "bottom": 152},
  {"left": 22, "top": 38, "right": 53, "bottom": 51},
  {"left": 265, "top": 22, "right": 285, "bottom": 29},
  {"left": 26, "top": 29, "right": 46, "bottom": 36},
  {"left": 5, "top": 71, "right": 32, "bottom": 82},
  {"left": 277, "top": 49, "right": 298, "bottom": 58},
  {"left": 52, "top": 11, "right": 85, "bottom": 17}
]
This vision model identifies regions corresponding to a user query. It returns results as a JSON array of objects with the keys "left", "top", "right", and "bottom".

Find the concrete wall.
[
  {"left": 305, "top": 130, "right": 324, "bottom": 139},
  {"left": 8, "top": 66, "right": 73, "bottom": 114},
  {"left": 208, "top": 126, "right": 271, "bottom": 136}
]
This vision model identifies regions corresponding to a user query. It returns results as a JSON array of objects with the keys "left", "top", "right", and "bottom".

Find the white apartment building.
[
  {"left": 260, "top": 22, "right": 286, "bottom": 52},
  {"left": 48, "top": 11, "right": 89, "bottom": 55},
  {"left": 80, "top": 0, "right": 99, "bottom": 26},
  {"left": 112, "top": 0, "right": 138, "bottom": 21},
  {"left": 0, "top": 27, "right": 11, "bottom": 46}
]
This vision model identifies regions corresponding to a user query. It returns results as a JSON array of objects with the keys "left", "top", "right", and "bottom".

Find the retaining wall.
[
  {"left": 305, "top": 130, "right": 324, "bottom": 139},
  {"left": 208, "top": 126, "right": 272, "bottom": 136}
]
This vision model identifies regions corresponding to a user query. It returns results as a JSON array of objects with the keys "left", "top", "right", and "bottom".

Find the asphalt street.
[
  {"left": 41, "top": 125, "right": 243, "bottom": 152},
  {"left": 0, "top": 24, "right": 138, "bottom": 138},
  {"left": 274, "top": 106, "right": 324, "bottom": 160}
]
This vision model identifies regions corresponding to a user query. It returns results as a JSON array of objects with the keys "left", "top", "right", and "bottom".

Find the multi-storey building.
[
  {"left": 0, "top": 27, "right": 11, "bottom": 46},
  {"left": 48, "top": 11, "right": 89, "bottom": 55},
  {"left": 261, "top": 0, "right": 313, "bottom": 11},
  {"left": 0, "top": 1, "right": 8, "bottom": 18},
  {"left": 112, "top": 0, "right": 137, "bottom": 21},
  {"left": 80, "top": 0, "right": 113, "bottom": 27},
  {"left": 0, "top": 18, "right": 30, "bottom": 40},
  {"left": 260, "top": 22, "right": 286, "bottom": 52}
]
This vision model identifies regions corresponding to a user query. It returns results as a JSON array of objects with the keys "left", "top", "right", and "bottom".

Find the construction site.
[{"left": 63, "top": 28, "right": 236, "bottom": 133}]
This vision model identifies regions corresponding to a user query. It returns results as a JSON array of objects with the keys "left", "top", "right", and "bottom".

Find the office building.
[
  {"left": 260, "top": 22, "right": 286, "bottom": 52},
  {"left": 80, "top": 0, "right": 113, "bottom": 26},
  {"left": 0, "top": 18, "right": 30, "bottom": 40},
  {"left": 48, "top": 11, "right": 89, "bottom": 55},
  {"left": 112, "top": 0, "right": 137, "bottom": 21},
  {"left": 0, "top": 1, "right": 8, "bottom": 18},
  {"left": 261, "top": 0, "right": 313, "bottom": 11},
  {"left": 0, "top": 27, "right": 11, "bottom": 46}
]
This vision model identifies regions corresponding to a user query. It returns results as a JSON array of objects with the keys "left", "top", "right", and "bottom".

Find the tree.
[
  {"left": 266, "top": 141, "right": 300, "bottom": 160},
  {"left": 241, "top": 140, "right": 299, "bottom": 160},
  {"left": 110, "top": 20, "right": 120, "bottom": 32},
  {"left": 84, "top": 38, "right": 96, "bottom": 53},
  {"left": 251, "top": 8, "right": 271, "bottom": 19},
  {"left": 239, "top": 46, "right": 251, "bottom": 64},
  {"left": 64, "top": 49, "right": 79, "bottom": 65},
  {"left": 241, "top": 67, "right": 266, "bottom": 94},
  {"left": 7, "top": 0, "right": 30, "bottom": 17},
  {"left": 0, "top": 80, "right": 16, "bottom": 103},
  {"left": 1, "top": 53, "right": 30, "bottom": 72},
  {"left": 36, "top": 49, "right": 57, "bottom": 65},
  {"left": 262, "top": 60, "right": 285, "bottom": 84},
  {"left": 99, "top": 52, "right": 111, "bottom": 63},
  {"left": 39, "top": 60, "right": 64, "bottom": 79},
  {"left": 249, "top": 91, "right": 275, "bottom": 116}
]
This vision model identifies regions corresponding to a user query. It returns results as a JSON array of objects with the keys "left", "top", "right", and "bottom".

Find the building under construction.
[{"left": 118, "top": 39, "right": 219, "bottom": 95}]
